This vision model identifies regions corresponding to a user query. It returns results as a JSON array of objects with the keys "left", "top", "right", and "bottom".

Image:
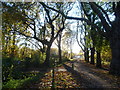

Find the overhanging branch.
[
  {"left": 16, "top": 30, "right": 50, "bottom": 45},
  {"left": 89, "top": 2, "right": 111, "bottom": 33},
  {"left": 40, "top": 2, "right": 108, "bottom": 38}
]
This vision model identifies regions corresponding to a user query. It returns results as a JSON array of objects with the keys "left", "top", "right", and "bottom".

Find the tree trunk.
[
  {"left": 44, "top": 44, "right": 51, "bottom": 67},
  {"left": 90, "top": 47, "right": 95, "bottom": 64},
  {"left": 109, "top": 39, "right": 120, "bottom": 75},
  {"left": 85, "top": 48, "right": 89, "bottom": 62},
  {"left": 96, "top": 51, "right": 102, "bottom": 68},
  {"left": 109, "top": 2, "right": 120, "bottom": 75},
  {"left": 58, "top": 34, "right": 62, "bottom": 64},
  {"left": 84, "top": 52, "right": 86, "bottom": 62}
]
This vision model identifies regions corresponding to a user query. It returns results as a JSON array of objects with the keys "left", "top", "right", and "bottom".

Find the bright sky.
[
  {"left": 58, "top": 1, "right": 115, "bottom": 54},
  {"left": 66, "top": 2, "right": 82, "bottom": 54},
  {"left": 18, "top": 1, "right": 115, "bottom": 55},
  {"left": 52, "top": 2, "right": 82, "bottom": 54}
]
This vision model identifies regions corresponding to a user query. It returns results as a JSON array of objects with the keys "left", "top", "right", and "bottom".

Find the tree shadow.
[
  {"left": 21, "top": 67, "right": 52, "bottom": 89},
  {"left": 63, "top": 64, "right": 112, "bottom": 89},
  {"left": 76, "top": 60, "right": 109, "bottom": 71}
]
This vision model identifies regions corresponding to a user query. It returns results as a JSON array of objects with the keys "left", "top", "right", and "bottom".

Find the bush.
[{"left": 3, "top": 72, "right": 44, "bottom": 88}]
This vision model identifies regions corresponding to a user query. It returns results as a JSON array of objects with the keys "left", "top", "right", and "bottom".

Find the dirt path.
[
  {"left": 28, "top": 65, "right": 80, "bottom": 88},
  {"left": 64, "top": 60, "right": 120, "bottom": 89},
  {"left": 26, "top": 60, "right": 120, "bottom": 89}
]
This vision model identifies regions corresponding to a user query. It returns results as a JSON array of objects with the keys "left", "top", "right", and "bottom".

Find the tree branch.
[
  {"left": 27, "top": 39, "right": 41, "bottom": 50},
  {"left": 89, "top": 2, "right": 111, "bottom": 33},
  {"left": 76, "top": 30, "right": 85, "bottom": 52},
  {"left": 81, "top": 2, "right": 108, "bottom": 38},
  {"left": 40, "top": 2, "right": 108, "bottom": 38},
  {"left": 54, "top": 17, "right": 65, "bottom": 41},
  {"left": 16, "top": 30, "right": 50, "bottom": 45},
  {"left": 52, "top": 13, "right": 59, "bottom": 22},
  {"left": 94, "top": 2, "right": 111, "bottom": 25}
]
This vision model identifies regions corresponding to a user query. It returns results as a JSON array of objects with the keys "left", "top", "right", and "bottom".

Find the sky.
[
  {"left": 62, "top": 1, "right": 82, "bottom": 54},
  {"left": 16, "top": 2, "right": 82, "bottom": 54},
  {"left": 16, "top": 1, "right": 116, "bottom": 56},
  {"left": 18, "top": 2, "right": 115, "bottom": 55},
  {"left": 16, "top": 2, "right": 83, "bottom": 54},
  {"left": 59, "top": 1, "right": 115, "bottom": 54},
  {"left": 52, "top": 2, "right": 82, "bottom": 54}
]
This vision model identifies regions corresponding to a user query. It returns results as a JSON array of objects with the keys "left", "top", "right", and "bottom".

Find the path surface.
[
  {"left": 64, "top": 60, "right": 119, "bottom": 88},
  {"left": 26, "top": 60, "right": 120, "bottom": 89},
  {"left": 28, "top": 65, "right": 80, "bottom": 88}
]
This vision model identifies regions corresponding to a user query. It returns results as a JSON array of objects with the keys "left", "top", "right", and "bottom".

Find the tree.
[
  {"left": 88, "top": 2, "right": 120, "bottom": 74},
  {"left": 40, "top": 2, "right": 74, "bottom": 66},
  {"left": 76, "top": 21, "right": 90, "bottom": 62},
  {"left": 3, "top": 2, "right": 74, "bottom": 67},
  {"left": 53, "top": 3, "right": 71, "bottom": 64},
  {"left": 75, "top": 4, "right": 90, "bottom": 63},
  {"left": 56, "top": 32, "right": 62, "bottom": 63},
  {"left": 3, "top": 2, "right": 120, "bottom": 74},
  {"left": 41, "top": 2, "right": 120, "bottom": 75},
  {"left": 62, "top": 27, "right": 76, "bottom": 59}
]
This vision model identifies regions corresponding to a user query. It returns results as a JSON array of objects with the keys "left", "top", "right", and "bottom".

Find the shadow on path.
[{"left": 63, "top": 63, "right": 118, "bottom": 89}]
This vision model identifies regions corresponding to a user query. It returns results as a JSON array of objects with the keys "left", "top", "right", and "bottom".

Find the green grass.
[
  {"left": 3, "top": 57, "right": 70, "bottom": 89},
  {"left": 3, "top": 78, "right": 30, "bottom": 88},
  {"left": 3, "top": 72, "right": 44, "bottom": 88}
]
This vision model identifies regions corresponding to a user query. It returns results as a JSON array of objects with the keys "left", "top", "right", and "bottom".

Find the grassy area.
[
  {"left": 3, "top": 72, "right": 44, "bottom": 88},
  {"left": 3, "top": 57, "right": 70, "bottom": 89}
]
